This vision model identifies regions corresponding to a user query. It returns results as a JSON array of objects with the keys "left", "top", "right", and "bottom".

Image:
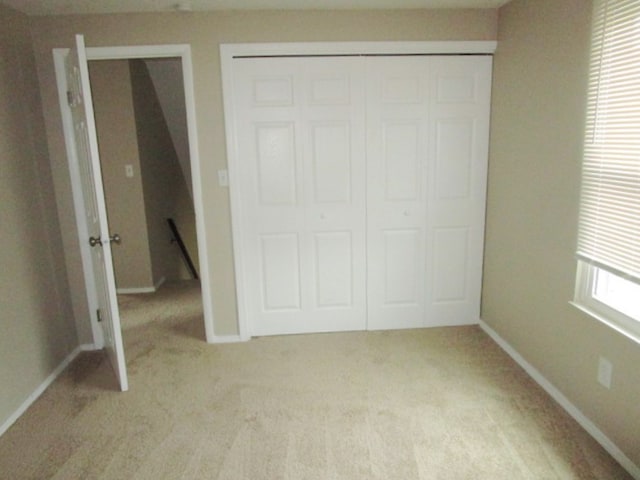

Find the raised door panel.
[
  {"left": 252, "top": 76, "right": 294, "bottom": 106},
  {"left": 308, "top": 75, "right": 350, "bottom": 105},
  {"left": 313, "top": 232, "right": 353, "bottom": 308},
  {"left": 435, "top": 119, "right": 475, "bottom": 200},
  {"left": 259, "top": 233, "right": 302, "bottom": 311},
  {"left": 310, "top": 122, "right": 352, "bottom": 204},
  {"left": 436, "top": 74, "right": 477, "bottom": 104},
  {"left": 384, "top": 121, "right": 421, "bottom": 201},
  {"left": 256, "top": 122, "right": 298, "bottom": 205},
  {"left": 383, "top": 229, "right": 421, "bottom": 305},
  {"left": 432, "top": 227, "right": 469, "bottom": 302}
]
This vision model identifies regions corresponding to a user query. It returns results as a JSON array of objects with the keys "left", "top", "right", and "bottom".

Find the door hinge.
[
  {"left": 96, "top": 309, "right": 102, "bottom": 323},
  {"left": 66, "top": 90, "right": 74, "bottom": 107}
]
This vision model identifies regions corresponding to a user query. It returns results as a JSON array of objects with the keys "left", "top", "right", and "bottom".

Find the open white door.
[{"left": 65, "top": 35, "right": 128, "bottom": 391}]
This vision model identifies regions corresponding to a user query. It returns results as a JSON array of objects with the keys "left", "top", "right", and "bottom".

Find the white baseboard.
[
  {"left": 154, "top": 275, "right": 166, "bottom": 290},
  {"left": 0, "top": 343, "right": 93, "bottom": 438},
  {"left": 208, "top": 334, "right": 247, "bottom": 344},
  {"left": 478, "top": 319, "right": 640, "bottom": 480},
  {"left": 117, "top": 286, "right": 155, "bottom": 294},
  {"left": 117, "top": 276, "right": 166, "bottom": 295}
]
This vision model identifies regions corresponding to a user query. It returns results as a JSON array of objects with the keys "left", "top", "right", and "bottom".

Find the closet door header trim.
[{"left": 221, "top": 41, "right": 497, "bottom": 59}]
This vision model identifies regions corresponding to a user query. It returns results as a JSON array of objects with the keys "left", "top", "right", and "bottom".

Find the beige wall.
[
  {"left": 30, "top": 9, "right": 498, "bottom": 340},
  {"left": 173, "top": 175, "right": 200, "bottom": 280},
  {"left": 89, "top": 59, "right": 197, "bottom": 289},
  {"left": 144, "top": 57, "right": 193, "bottom": 200},
  {"left": 89, "top": 60, "right": 155, "bottom": 290},
  {"left": 0, "top": 4, "right": 76, "bottom": 428},
  {"left": 483, "top": 0, "right": 640, "bottom": 467},
  {"left": 130, "top": 59, "right": 187, "bottom": 284},
  {"left": 139, "top": 57, "right": 199, "bottom": 278}
]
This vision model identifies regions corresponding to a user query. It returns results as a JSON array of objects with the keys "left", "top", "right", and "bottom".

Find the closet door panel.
[
  {"left": 366, "top": 57, "right": 429, "bottom": 330},
  {"left": 302, "top": 58, "right": 367, "bottom": 333},
  {"left": 367, "top": 55, "right": 492, "bottom": 330},
  {"left": 233, "top": 57, "right": 367, "bottom": 336},
  {"left": 425, "top": 56, "right": 492, "bottom": 326}
]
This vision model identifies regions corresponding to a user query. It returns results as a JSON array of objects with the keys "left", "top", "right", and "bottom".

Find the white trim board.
[
  {"left": 116, "top": 276, "right": 166, "bottom": 295},
  {"left": 0, "top": 344, "right": 95, "bottom": 438},
  {"left": 479, "top": 319, "right": 640, "bottom": 480},
  {"left": 53, "top": 43, "right": 215, "bottom": 344},
  {"left": 221, "top": 41, "right": 497, "bottom": 57},
  {"left": 209, "top": 334, "right": 247, "bottom": 344},
  {"left": 117, "top": 287, "right": 155, "bottom": 294},
  {"left": 117, "top": 288, "right": 155, "bottom": 294}
]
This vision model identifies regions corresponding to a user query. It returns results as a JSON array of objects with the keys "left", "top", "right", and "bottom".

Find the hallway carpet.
[{"left": 0, "top": 281, "right": 632, "bottom": 479}]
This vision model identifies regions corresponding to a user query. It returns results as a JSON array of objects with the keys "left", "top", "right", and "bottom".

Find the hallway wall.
[{"left": 89, "top": 60, "right": 155, "bottom": 290}]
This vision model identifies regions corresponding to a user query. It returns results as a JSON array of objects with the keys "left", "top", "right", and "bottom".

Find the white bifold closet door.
[
  {"left": 366, "top": 56, "right": 491, "bottom": 330},
  {"left": 233, "top": 57, "right": 367, "bottom": 336},
  {"left": 231, "top": 55, "right": 491, "bottom": 337}
]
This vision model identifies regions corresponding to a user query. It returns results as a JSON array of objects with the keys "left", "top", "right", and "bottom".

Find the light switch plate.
[{"left": 125, "top": 164, "right": 134, "bottom": 178}]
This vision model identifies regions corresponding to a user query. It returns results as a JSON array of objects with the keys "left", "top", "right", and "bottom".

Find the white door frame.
[
  {"left": 54, "top": 43, "right": 215, "bottom": 346},
  {"left": 220, "top": 41, "right": 497, "bottom": 341}
]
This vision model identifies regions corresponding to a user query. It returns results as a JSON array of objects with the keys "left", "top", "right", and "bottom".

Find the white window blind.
[{"left": 577, "top": 0, "right": 640, "bottom": 284}]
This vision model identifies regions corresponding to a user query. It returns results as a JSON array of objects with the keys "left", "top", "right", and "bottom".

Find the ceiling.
[{"left": 1, "top": 0, "right": 510, "bottom": 16}]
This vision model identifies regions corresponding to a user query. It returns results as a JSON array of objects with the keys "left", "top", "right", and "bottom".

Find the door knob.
[
  {"left": 89, "top": 236, "right": 102, "bottom": 247},
  {"left": 109, "top": 233, "right": 121, "bottom": 244}
]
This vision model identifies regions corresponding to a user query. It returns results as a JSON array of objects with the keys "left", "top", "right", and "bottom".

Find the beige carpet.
[{"left": 0, "top": 280, "right": 632, "bottom": 479}]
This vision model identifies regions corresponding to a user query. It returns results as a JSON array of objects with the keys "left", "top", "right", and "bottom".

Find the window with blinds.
[
  {"left": 577, "top": 0, "right": 640, "bottom": 283},
  {"left": 574, "top": 0, "right": 640, "bottom": 343}
]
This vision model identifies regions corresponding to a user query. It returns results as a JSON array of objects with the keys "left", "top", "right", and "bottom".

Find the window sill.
[{"left": 570, "top": 300, "right": 640, "bottom": 347}]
